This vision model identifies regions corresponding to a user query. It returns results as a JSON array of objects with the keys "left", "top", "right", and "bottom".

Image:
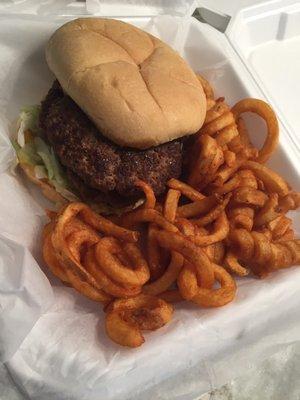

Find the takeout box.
[{"left": 0, "top": 1, "right": 299, "bottom": 399}]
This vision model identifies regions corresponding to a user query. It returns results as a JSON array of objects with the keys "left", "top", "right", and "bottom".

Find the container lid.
[
  {"left": 225, "top": 0, "right": 300, "bottom": 158},
  {"left": 0, "top": 0, "right": 197, "bottom": 17}
]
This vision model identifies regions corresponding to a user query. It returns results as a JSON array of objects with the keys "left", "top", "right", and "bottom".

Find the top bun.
[{"left": 46, "top": 18, "right": 206, "bottom": 149}]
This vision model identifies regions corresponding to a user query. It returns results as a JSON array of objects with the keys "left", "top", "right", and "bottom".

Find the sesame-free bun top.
[{"left": 46, "top": 18, "right": 206, "bottom": 149}]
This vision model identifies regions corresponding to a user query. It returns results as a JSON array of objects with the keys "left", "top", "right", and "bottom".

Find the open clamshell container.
[{"left": 0, "top": 1, "right": 299, "bottom": 399}]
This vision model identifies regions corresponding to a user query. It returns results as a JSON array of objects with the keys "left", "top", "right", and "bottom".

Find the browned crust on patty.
[{"left": 39, "top": 81, "right": 183, "bottom": 198}]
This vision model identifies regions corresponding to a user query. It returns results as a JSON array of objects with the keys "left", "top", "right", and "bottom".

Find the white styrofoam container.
[
  {"left": 0, "top": 1, "right": 299, "bottom": 399},
  {"left": 226, "top": 0, "right": 300, "bottom": 165}
]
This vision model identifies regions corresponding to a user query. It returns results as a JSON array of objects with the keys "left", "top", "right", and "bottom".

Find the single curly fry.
[
  {"left": 177, "top": 262, "right": 199, "bottom": 300},
  {"left": 204, "top": 241, "right": 225, "bottom": 264},
  {"left": 231, "top": 98, "right": 279, "bottom": 163},
  {"left": 215, "top": 123, "right": 239, "bottom": 146},
  {"left": 143, "top": 251, "right": 184, "bottom": 296},
  {"left": 167, "top": 178, "right": 205, "bottom": 202},
  {"left": 224, "top": 251, "right": 249, "bottom": 276},
  {"left": 177, "top": 195, "right": 221, "bottom": 218},
  {"left": 188, "top": 134, "right": 224, "bottom": 190},
  {"left": 193, "top": 193, "right": 231, "bottom": 226},
  {"left": 213, "top": 152, "right": 247, "bottom": 187},
  {"left": 228, "top": 117, "right": 258, "bottom": 159},
  {"left": 200, "top": 99, "right": 238, "bottom": 143},
  {"left": 147, "top": 224, "right": 165, "bottom": 281},
  {"left": 175, "top": 218, "right": 196, "bottom": 236},
  {"left": 254, "top": 193, "right": 280, "bottom": 228},
  {"left": 95, "top": 237, "right": 150, "bottom": 286},
  {"left": 105, "top": 294, "right": 173, "bottom": 347},
  {"left": 155, "top": 230, "right": 215, "bottom": 289},
  {"left": 228, "top": 207, "right": 254, "bottom": 231},
  {"left": 268, "top": 215, "right": 292, "bottom": 240},
  {"left": 241, "top": 161, "right": 289, "bottom": 197},
  {"left": 135, "top": 179, "right": 156, "bottom": 209},
  {"left": 164, "top": 188, "right": 181, "bottom": 223},
  {"left": 83, "top": 247, "right": 141, "bottom": 298},
  {"left": 121, "top": 208, "right": 178, "bottom": 233},
  {"left": 278, "top": 192, "right": 300, "bottom": 213},
  {"left": 191, "top": 212, "right": 229, "bottom": 246},
  {"left": 191, "top": 264, "right": 237, "bottom": 307},
  {"left": 231, "top": 187, "right": 268, "bottom": 208},
  {"left": 224, "top": 150, "right": 236, "bottom": 167}
]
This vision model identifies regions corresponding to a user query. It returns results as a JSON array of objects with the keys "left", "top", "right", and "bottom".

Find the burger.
[{"left": 13, "top": 18, "right": 206, "bottom": 213}]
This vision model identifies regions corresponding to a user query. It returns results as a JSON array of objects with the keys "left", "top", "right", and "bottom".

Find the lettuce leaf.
[
  {"left": 17, "top": 105, "right": 41, "bottom": 146},
  {"left": 13, "top": 104, "right": 79, "bottom": 202},
  {"left": 13, "top": 139, "right": 42, "bottom": 166}
]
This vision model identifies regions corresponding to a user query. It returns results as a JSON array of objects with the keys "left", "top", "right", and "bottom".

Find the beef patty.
[{"left": 39, "top": 81, "right": 183, "bottom": 198}]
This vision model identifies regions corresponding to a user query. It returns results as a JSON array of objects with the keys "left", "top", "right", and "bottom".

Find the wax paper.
[{"left": 0, "top": 9, "right": 299, "bottom": 400}]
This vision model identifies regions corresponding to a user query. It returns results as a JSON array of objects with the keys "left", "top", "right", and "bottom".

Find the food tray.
[{"left": 0, "top": 2, "right": 299, "bottom": 399}]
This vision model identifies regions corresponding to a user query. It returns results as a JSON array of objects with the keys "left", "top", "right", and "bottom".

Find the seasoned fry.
[
  {"left": 95, "top": 237, "right": 150, "bottom": 286},
  {"left": 84, "top": 247, "right": 141, "bottom": 298},
  {"left": 278, "top": 192, "right": 300, "bottom": 213},
  {"left": 188, "top": 135, "right": 224, "bottom": 189},
  {"left": 213, "top": 152, "right": 247, "bottom": 187},
  {"left": 224, "top": 251, "right": 249, "bottom": 276},
  {"left": 254, "top": 193, "right": 280, "bottom": 227},
  {"left": 191, "top": 264, "right": 237, "bottom": 307},
  {"left": 164, "top": 189, "right": 181, "bottom": 223},
  {"left": 147, "top": 224, "right": 165, "bottom": 280},
  {"left": 210, "top": 174, "right": 241, "bottom": 195},
  {"left": 178, "top": 262, "right": 200, "bottom": 300},
  {"left": 155, "top": 230, "right": 215, "bottom": 289},
  {"left": 231, "top": 98, "right": 279, "bottom": 163},
  {"left": 267, "top": 215, "right": 293, "bottom": 241},
  {"left": 231, "top": 187, "right": 268, "bottom": 208},
  {"left": 224, "top": 150, "right": 236, "bottom": 167},
  {"left": 241, "top": 161, "right": 289, "bottom": 196},
  {"left": 228, "top": 207, "right": 254, "bottom": 231},
  {"left": 193, "top": 193, "right": 231, "bottom": 226},
  {"left": 167, "top": 179, "right": 205, "bottom": 202},
  {"left": 191, "top": 212, "right": 229, "bottom": 246},
  {"left": 200, "top": 99, "right": 239, "bottom": 146},
  {"left": 135, "top": 179, "right": 156, "bottom": 209},
  {"left": 105, "top": 294, "right": 173, "bottom": 347},
  {"left": 175, "top": 218, "right": 196, "bottom": 236},
  {"left": 143, "top": 251, "right": 184, "bottom": 296},
  {"left": 204, "top": 241, "right": 225, "bottom": 264},
  {"left": 177, "top": 195, "right": 220, "bottom": 218},
  {"left": 215, "top": 124, "right": 239, "bottom": 146},
  {"left": 121, "top": 208, "right": 178, "bottom": 232}
]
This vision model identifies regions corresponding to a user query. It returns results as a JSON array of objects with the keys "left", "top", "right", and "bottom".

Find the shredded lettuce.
[
  {"left": 34, "top": 165, "right": 48, "bottom": 180},
  {"left": 17, "top": 105, "right": 41, "bottom": 146},
  {"left": 13, "top": 104, "right": 79, "bottom": 202},
  {"left": 13, "top": 139, "right": 42, "bottom": 166}
]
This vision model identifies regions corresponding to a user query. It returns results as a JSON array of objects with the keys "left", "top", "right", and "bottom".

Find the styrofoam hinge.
[{"left": 193, "top": 7, "right": 231, "bottom": 33}]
